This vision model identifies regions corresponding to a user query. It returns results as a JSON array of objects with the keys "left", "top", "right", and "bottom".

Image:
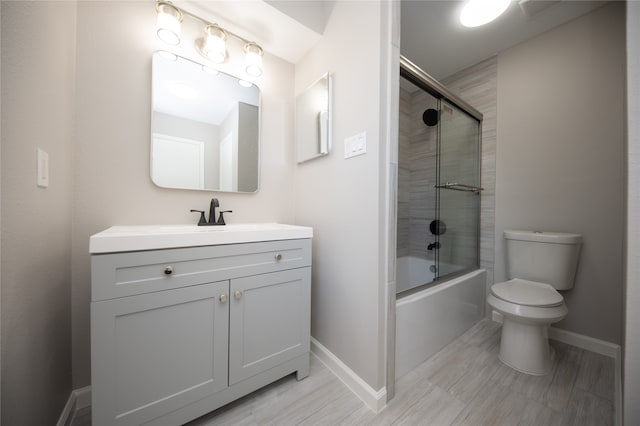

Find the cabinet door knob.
[
  {"left": 164, "top": 266, "right": 173, "bottom": 275},
  {"left": 234, "top": 290, "right": 242, "bottom": 300},
  {"left": 219, "top": 294, "right": 228, "bottom": 303},
  {"left": 275, "top": 253, "right": 282, "bottom": 261}
]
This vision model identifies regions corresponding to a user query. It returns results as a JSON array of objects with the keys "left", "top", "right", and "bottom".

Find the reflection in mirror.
[
  {"left": 151, "top": 52, "right": 260, "bottom": 192},
  {"left": 296, "top": 73, "right": 332, "bottom": 163}
]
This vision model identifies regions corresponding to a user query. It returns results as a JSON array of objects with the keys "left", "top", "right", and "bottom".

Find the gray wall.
[
  {"left": 625, "top": 1, "right": 640, "bottom": 424},
  {"left": 494, "top": 2, "right": 625, "bottom": 344},
  {"left": 294, "top": 1, "right": 390, "bottom": 390},
  {"left": 72, "top": 1, "right": 296, "bottom": 389},
  {"left": 1, "top": 1, "right": 75, "bottom": 423}
]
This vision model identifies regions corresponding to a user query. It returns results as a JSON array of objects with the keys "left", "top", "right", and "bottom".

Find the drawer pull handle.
[
  {"left": 234, "top": 290, "right": 242, "bottom": 300},
  {"left": 164, "top": 266, "right": 173, "bottom": 275},
  {"left": 275, "top": 253, "right": 282, "bottom": 261},
  {"left": 219, "top": 294, "right": 228, "bottom": 303}
]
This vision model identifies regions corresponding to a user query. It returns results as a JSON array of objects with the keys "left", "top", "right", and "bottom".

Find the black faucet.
[
  {"left": 427, "top": 241, "right": 441, "bottom": 250},
  {"left": 190, "top": 198, "right": 232, "bottom": 226},
  {"left": 209, "top": 199, "right": 219, "bottom": 225}
]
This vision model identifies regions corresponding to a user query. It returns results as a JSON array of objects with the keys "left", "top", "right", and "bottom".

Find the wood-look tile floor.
[{"left": 72, "top": 320, "right": 614, "bottom": 426}]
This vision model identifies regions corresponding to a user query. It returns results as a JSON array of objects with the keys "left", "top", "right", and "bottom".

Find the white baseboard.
[
  {"left": 310, "top": 337, "right": 387, "bottom": 413},
  {"left": 57, "top": 386, "right": 92, "bottom": 426},
  {"left": 548, "top": 327, "right": 619, "bottom": 358}
]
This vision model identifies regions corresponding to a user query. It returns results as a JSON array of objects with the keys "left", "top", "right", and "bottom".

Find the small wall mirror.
[
  {"left": 151, "top": 52, "right": 260, "bottom": 192},
  {"left": 296, "top": 72, "right": 332, "bottom": 163}
]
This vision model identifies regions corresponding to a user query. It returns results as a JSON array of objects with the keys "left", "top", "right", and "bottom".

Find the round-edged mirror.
[{"left": 151, "top": 51, "right": 260, "bottom": 192}]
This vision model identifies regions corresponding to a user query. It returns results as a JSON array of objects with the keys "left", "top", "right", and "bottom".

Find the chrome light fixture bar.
[{"left": 155, "top": 1, "right": 264, "bottom": 78}]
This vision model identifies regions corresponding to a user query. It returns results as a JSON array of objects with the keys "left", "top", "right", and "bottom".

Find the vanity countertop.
[{"left": 90, "top": 223, "right": 313, "bottom": 254}]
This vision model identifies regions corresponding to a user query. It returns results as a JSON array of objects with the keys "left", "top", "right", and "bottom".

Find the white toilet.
[{"left": 488, "top": 230, "right": 582, "bottom": 375}]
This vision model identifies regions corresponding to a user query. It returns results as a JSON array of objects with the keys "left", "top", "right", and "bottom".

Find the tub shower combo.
[{"left": 395, "top": 57, "right": 486, "bottom": 378}]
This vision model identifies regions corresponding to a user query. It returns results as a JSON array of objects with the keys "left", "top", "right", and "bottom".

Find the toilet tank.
[{"left": 504, "top": 230, "right": 582, "bottom": 290}]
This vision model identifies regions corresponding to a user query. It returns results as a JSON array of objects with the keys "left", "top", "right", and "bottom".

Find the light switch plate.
[
  {"left": 344, "top": 132, "right": 367, "bottom": 159},
  {"left": 37, "top": 148, "right": 49, "bottom": 188}
]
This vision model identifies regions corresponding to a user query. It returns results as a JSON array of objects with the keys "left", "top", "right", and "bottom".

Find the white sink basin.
[{"left": 90, "top": 223, "right": 313, "bottom": 254}]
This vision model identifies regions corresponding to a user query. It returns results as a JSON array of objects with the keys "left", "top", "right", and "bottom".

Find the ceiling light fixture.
[
  {"left": 156, "top": 2, "right": 183, "bottom": 45},
  {"left": 155, "top": 1, "right": 265, "bottom": 79},
  {"left": 460, "top": 0, "right": 511, "bottom": 28}
]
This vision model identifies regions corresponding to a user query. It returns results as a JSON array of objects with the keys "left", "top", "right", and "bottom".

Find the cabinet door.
[
  {"left": 91, "top": 281, "right": 229, "bottom": 426},
  {"left": 229, "top": 268, "right": 310, "bottom": 385}
]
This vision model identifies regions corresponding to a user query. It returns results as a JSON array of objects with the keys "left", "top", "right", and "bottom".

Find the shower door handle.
[{"left": 435, "top": 182, "right": 484, "bottom": 193}]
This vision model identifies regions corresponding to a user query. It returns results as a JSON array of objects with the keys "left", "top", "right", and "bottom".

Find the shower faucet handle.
[{"left": 428, "top": 242, "right": 441, "bottom": 250}]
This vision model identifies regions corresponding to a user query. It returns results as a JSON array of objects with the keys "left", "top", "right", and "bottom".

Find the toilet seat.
[{"left": 491, "top": 278, "right": 563, "bottom": 307}]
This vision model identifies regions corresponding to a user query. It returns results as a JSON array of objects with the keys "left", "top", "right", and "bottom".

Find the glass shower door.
[{"left": 435, "top": 99, "right": 481, "bottom": 278}]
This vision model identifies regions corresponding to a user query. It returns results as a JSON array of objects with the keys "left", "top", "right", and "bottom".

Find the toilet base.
[{"left": 498, "top": 317, "right": 554, "bottom": 375}]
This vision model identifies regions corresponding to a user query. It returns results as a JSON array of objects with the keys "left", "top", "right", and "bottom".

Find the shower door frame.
[
  {"left": 400, "top": 56, "right": 483, "bottom": 122},
  {"left": 398, "top": 56, "right": 483, "bottom": 293}
]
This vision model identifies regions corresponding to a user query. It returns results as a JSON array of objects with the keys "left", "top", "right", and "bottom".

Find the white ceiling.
[
  {"left": 172, "top": 1, "right": 610, "bottom": 88},
  {"left": 401, "top": 0, "right": 609, "bottom": 80}
]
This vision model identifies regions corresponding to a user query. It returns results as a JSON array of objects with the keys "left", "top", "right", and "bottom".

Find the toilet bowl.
[
  {"left": 488, "top": 279, "right": 568, "bottom": 375},
  {"left": 488, "top": 230, "right": 582, "bottom": 375}
]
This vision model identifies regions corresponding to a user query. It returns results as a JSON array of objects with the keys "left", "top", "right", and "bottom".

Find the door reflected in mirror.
[
  {"left": 296, "top": 72, "right": 332, "bottom": 163},
  {"left": 151, "top": 52, "right": 260, "bottom": 192}
]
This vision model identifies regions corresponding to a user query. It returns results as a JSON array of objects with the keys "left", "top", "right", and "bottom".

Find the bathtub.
[
  {"left": 396, "top": 256, "right": 435, "bottom": 293},
  {"left": 395, "top": 266, "right": 486, "bottom": 378}
]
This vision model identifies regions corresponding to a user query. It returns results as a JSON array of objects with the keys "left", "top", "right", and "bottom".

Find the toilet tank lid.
[{"left": 504, "top": 230, "right": 582, "bottom": 244}]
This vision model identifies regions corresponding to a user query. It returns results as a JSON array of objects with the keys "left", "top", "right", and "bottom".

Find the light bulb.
[
  {"left": 460, "top": 0, "right": 511, "bottom": 28},
  {"left": 244, "top": 42, "right": 263, "bottom": 77},
  {"left": 203, "top": 25, "right": 227, "bottom": 63},
  {"left": 156, "top": 3, "right": 182, "bottom": 45}
]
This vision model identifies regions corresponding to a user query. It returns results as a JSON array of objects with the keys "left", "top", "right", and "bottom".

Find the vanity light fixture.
[
  {"left": 155, "top": 1, "right": 265, "bottom": 78},
  {"left": 244, "top": 42, "right": 263, "bottom": 77},
  {"left": 460, "top": 0, "right": 511, "bottom": 28},
  {"left": 156, "top": 2, "right": 183, "bottom": 45},
  {"left": 203, "top": 24, "right": 227, "bottom": 63}
]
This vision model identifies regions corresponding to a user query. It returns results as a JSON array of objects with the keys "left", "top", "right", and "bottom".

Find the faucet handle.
[
  {"left": 190, "top": 209, "right": 207, "bottom": 225},
  {"left": 217, "top": 210, "right": 233, "bottom": 225}
]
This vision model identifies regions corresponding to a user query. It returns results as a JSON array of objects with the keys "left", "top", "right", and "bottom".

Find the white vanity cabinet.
[{"left": 90, "top": 226, "right": 312, "bottom": 426}]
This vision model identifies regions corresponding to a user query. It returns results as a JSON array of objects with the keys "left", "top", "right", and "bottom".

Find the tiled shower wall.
[
  {"left": 397, "top": 84, "right": 438, "bottom": 262},
  {"left": 396, "top": 56, "right": 497, "bottom": 291},
  {"left": 397, "top": 86, "right": 412, "bottom": 258}
]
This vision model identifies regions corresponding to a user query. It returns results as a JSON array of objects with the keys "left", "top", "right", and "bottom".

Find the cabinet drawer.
[{"left": 92, "top": 239, "right": 311, "bottom": 301}]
